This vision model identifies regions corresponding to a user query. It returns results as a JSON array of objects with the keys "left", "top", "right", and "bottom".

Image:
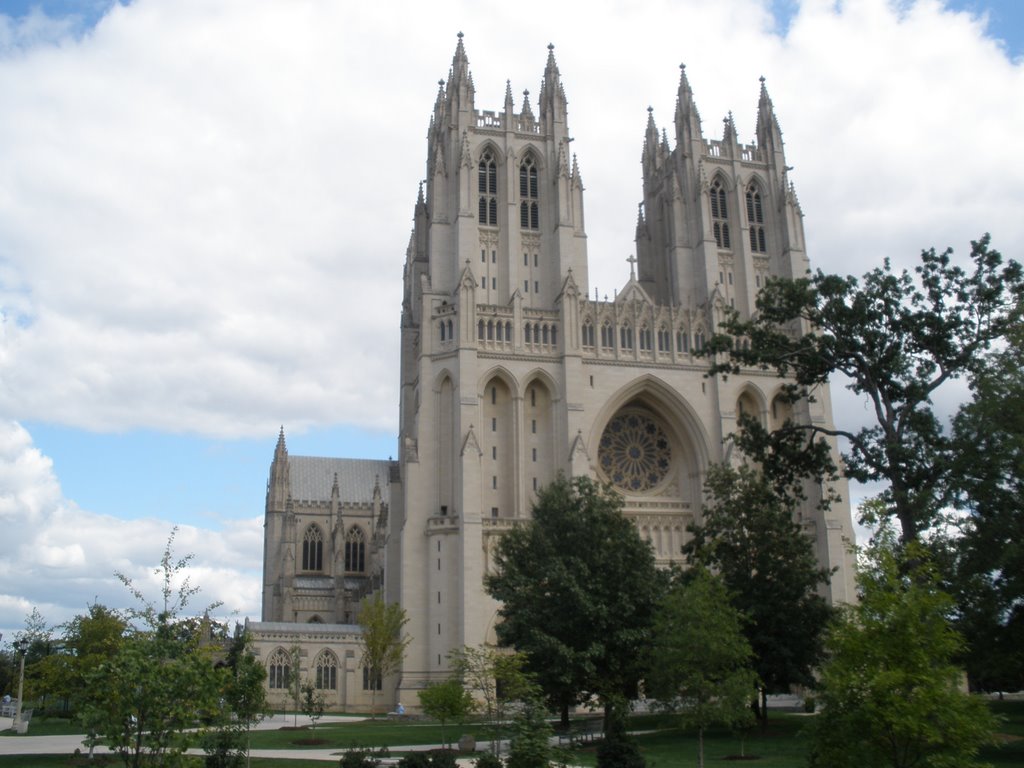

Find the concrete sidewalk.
[{"left": 0, "top": 715, "right": 489, "bottom": 763}]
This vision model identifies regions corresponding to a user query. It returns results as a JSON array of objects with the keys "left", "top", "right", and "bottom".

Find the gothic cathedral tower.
[{"left": 391, "top": 36, "right": 856, "bottom": 698}]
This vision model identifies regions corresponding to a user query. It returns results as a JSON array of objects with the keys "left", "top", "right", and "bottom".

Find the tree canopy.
[
  {"left": 484, "top": 475, "right": 662, "bottom": 724},
  {"left": 684, "top": 463, "right": 833, "bottom": 721},
  {"left": 357, "top": 596, "right": 411, "bottom": 718},
  {"left": 647, "top": 567, "right": 757, "bottom": 768},
  {"left": 809, "top": 521, "right": 996, "bottom": 768},
  {"left": 943, "top": 324, "right": 1024, "bottom": 691},
  {"left": 707, "top": 235, "right": 1023, "bottom": 543}
]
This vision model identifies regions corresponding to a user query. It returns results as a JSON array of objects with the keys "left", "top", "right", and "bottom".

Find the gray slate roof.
[{"left": 289, "top": 456, "right": 392, "bottom": 505}]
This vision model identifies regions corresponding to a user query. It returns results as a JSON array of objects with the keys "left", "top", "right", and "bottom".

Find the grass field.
[{"left": 0, "top": 700, "right": 1019, "bottom": 767}]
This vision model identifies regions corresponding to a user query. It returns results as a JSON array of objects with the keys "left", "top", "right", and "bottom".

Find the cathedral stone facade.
[{"left": 249, "top": 35, "right": 857, "bottom": 712}]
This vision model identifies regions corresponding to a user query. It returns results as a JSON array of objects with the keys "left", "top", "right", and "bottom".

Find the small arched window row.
[
  {"left": 619, "top": 324, "right": 634, "bottom": 350},
  {"left": 439, "top": 318, "right": 454, "bottom": 343},
  {"left": 581, "top": 321, "right": 596, "bottom": 348},
  {"left": 638, "top": 326, "right": 653, "bottom": 351},
  {"left": 657, "top": 326, "right": 671, "bottom": 353},
  {"left": 477, "top": 319, "right": 513, "bottom": 344},
  {"left": 523, "top": 322, "right": 558, "bottom": 348}
]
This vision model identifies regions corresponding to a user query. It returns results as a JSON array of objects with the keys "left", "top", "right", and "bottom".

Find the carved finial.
[{"left": 548, "top": 42, "right": 554, "bottom": 51}]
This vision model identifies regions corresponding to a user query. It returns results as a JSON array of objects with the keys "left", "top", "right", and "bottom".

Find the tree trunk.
[
  {"left": 698, "top": 725, "right": 705, "bottom": 768},
  {"left": 561, "top": 702, "right": 569, "bottom": 729}
]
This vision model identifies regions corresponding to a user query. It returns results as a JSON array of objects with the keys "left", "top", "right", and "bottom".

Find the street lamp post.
[{"left": 12, "top": 639, "right": 26, "bottom": 732}]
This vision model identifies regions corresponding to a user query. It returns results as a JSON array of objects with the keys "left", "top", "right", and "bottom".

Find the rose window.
[{"left": 598, "top": 410, "right": 672, "bottom": 492}]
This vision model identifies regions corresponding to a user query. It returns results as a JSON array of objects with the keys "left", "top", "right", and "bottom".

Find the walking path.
[{"left": 0, "top": 713, "right": 490, "bottom": 763}]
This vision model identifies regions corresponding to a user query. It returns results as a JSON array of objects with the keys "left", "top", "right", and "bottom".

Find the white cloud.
[
  {"left": 0, "top": 420, "right": 261, "bottom": 636},
  {"left": 0, "top": 0, "right": 1019, "bottom": 632},
  {"left": 0, "top": 1, "right": 1020, "bottom": 439}
]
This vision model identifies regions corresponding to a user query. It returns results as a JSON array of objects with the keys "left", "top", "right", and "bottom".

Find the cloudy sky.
[{"left": 1, "top": 0, "right": 1022, "bottom": 641}]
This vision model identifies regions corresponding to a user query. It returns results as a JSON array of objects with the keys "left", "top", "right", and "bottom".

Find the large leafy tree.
[
  {"left": 647, "top": 567, "right": 757, "bottom": 768},
  {"left": 944, "top": 325, "right": 1024, "bottom": 691},
  {"left": 33, "top": 603, "right": 127, "bottom": 726},
  {"left": 684, "top": 463, "right": 833, "bottom": 723},
  {"left": 809, "top": 519, "right": 996, "bottom": 768},
  {"left": 485, "top": 475, "right": 662, "bottom": 726},
  {"left": 356, "top": 596, "right": 411, "bottom": 718},
  {"left": 707, "top": 235, "right": 1023, "bottom": 543}
]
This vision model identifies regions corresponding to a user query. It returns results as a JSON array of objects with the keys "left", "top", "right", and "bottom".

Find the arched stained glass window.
[
  {"left": 302, "top": 525, "right": 323, "bottom": 571},
  {"left": 746, "top": 184, "right": 766, "bottom": 253},
  {"left": 519, "top": 156, "right": 539, "bottom": 230},
  {"left": 345, "top": 527, "right": 366, "bottom": 573},
  {"left": 478, "top": 150, "right": 498, "bottom": 226},
  {"left": 598, "top": 410, "right": 672, "bottom": 492},
  {"left": 710, "top": 178, "right": 731, "bottom": 249},
  {"left": 268, "top": 648, "right": 290, "bottom": 689},
  {"left": 315, "top": 650, "right": 338, "bottom": 690}
]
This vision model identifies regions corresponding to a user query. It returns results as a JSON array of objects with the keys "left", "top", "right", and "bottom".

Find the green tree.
[
  {"left": 286, "top": 645, "right": 303, "bottom": 726},
  {"left": 83, "top": 529, "right": 225, "bottom": 768},
  {"left": 202, "top": 630, "right": 268, "bottom": 768},
  {"left": 809, "top": 520, "right": 996, "bottom": 768},
  {"left": 301, "top": 681, "right": 325, "bottom": 730},
  {"left": 684, "top": 463, "right": 833, "bottom": 723},
  {"left": 357, "top": 596, "right": 411, "bottom": 718},
  {"left": 647, "top": 568, "right": 757, "bottom": 768},
  {"left": 32, "top": 603, "right": 127, "bottom": 752},
  {"left": 945, "top": 325, "right": 1024, "bottom": 692},
  {"left": 596, "top": 695, "right": 645, "bottom": 768},
  {"left": 418, "top": 677, "right": 475, "bottom": 749},
  {"left": 707, "top": 235, "right": 1024, "bottom": 543},
  {"left": 449, "top": 645, "right": 531, "bottom": 755},
  {"left": 16, "top": 607, "right": 53, "bottom": 705},
  {"left": 485, "top": 475, "right": 662, "bottom": 726},
  {"left": 506, "top": 693, "right": 554, "bottom": 768}
]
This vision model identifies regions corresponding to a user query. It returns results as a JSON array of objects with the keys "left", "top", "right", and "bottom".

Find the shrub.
[
  {"left": 340, "top": 745, "right": 391, "bottom": 768},
  {"left": 475, "top": 753, "right": 504, "bottom": 768}
]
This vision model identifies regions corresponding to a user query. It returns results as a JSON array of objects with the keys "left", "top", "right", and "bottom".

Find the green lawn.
[{"left": 1, "top": 701, "right": 1019, "bottom": 767}]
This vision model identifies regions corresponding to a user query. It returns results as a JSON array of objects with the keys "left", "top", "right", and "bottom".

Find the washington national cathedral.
[{"left": 247, "top": 34, "right": 857, "bottom": 712}]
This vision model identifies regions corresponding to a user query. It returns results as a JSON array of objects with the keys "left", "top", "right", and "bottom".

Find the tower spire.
[
  {"left": 445, "top": 31, "right": 475, "bottom": 114},
  {"left": 755, "top": 75, "right": 784, "bottom": 155},
  {"left": 642, "top": 106, "right": 661, "bottom": 171},
  {"left": 539, "top": 42, "right": 568, "bottom": 130},
  {"left": 674, "top": 63, "right": 703, "bottom": 151},
  {"left": 274, "top": 425, "right": 287, "bottom": 461}
]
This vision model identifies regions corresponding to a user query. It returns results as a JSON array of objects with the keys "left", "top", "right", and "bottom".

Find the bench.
[{"left": 557, "top": 717, "right": 603, "bottom": 746}]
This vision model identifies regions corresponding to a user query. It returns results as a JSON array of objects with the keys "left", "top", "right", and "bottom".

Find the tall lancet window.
[
  {"left": 302, "top": 525, "right": 323, "bottom": 571},
  {"left": 746, "top": 184, "right": 766, "bottom": 253},
  {"left": 710, "top": 178, "right": 731, "bottom": 249},
  {"left": 345, "top": 527, "right": 366, "bottom": 573},
  {"left": 519, "top": 156, "right": 539, "bottom": 229},
  {"left": 478, "top": 150, "right": 498, "bottom": 226}
]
